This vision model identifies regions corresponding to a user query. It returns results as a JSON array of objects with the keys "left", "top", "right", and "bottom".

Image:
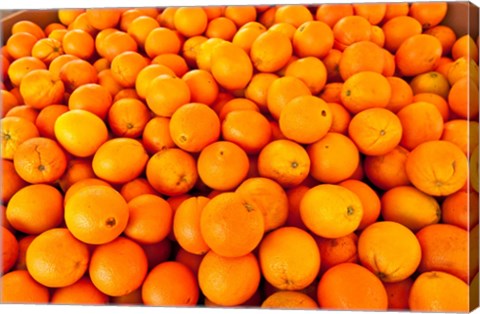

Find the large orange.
[
  {"left": 395, "top": 34, "right": 443, "bottom": 77},
  {"left": 64, "top": 185, "right": 129, "bottom": 245}
]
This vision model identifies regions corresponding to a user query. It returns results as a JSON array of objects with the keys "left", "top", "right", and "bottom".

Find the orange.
[
  {"left": 416, "top": 223, "right": 470, "bottom": 283},
  {"left": 6, "top": 184, "right": 63, "bottom": 235},
  {"left": 358, "top": 221, "right": 422, "bottom": 282},
  {"left": 410, "top": 71, "right": 450, "bottom": 99},
  {"left": 339, "top": 179, "right": 381, "bottom": 231},
  {"left": 317, "top": 262, "right": 388, "bottom": 310},
  {"left": 210, "top": 41, "right": 253, "bottom": 91},
  {"left": 142, "top": 116, "right": 175, "bottom": 154},
  {"left": 224, "top": 6, "right": 257, "bottom": 27},
  {"left": 321, "top": 49, "right": 343, "bottom": 83},
  {"left": 381, "top": 186, "right": 441, "bottom": 232},
  {"left": 173, "top": 7, "right": 208, "bottom": 37},
  {"left": 425, "top": 25, "right": 457, "bottom": 56},
  {"left": 236, "top": 177, "right": 289, "bottom": 232},
  {"left": 348, "top": 108, "right": 402, "bottom": 156},
  {"left": 182, "top": 35, "right": 208, "bottom": 67},
  {"left": 1, "top": 159, "right": 27, "bottom": 203},
  {"left": 127, "top": 16, "right": 160, "bottom": 47},
  {"left": 285, "top": 57, "right": 327, "bottom": 94},
  {"left": 232, "top": 23, "right": 266, "bottom": 54},
  {"left": 261, "top": 291, "right": 318, "bottom": 309},
  {"left": 397, "top": 102, "right": 444, "bottom": 150},
  {"left": 406, "top": 140, "right": 468, "bottom": 196},
  {"left": 339, "top": 41, "right": 385, "bottom": 81},
  {"left": 274, "top": 5, "right": 312, "bottom": 27},
  {"left": 31, "top": 38, "right": 63, "bottom": 65},
  {"left": 125, "top": 194, "right": 173, "bottom": 244},
  {"left": 257, "top": 139, "right": 310, "bottom": 188},
  {"left": 2, "top": 89, "right": 20, "bottom": 118},
  {"left": 293, "top": 21, "right": 333, "bottom": 58},
  {"left": 1, "top": 116, "right": 40, "bottom": 160},
  {"left": 315, "top": 4, "right": 353, "bottom": 28},
  {"left": 35, "top": 104, "right": 69, "bottom": 139},
  {"left": 221, "top": 110, "right": 272, "bottom": 154},
  {"left": 250, "top": 30, "right": 292, "bottom": 73},
  {"left": 151, "top": 53, "right": 189, "bottom": 78},
  {"left": 26, "top": 228, "right": 89, "bottom": 287},
  {"left": 307, "top": 132, "right": 360, "bottom": 184},
  {"left": 182, "top": 69, "right": 219, "bottom": 106},
  {"left": 135, "top": 64, "right": 175, "bottom": 99},
  {"left": 447, "top": 56, "right": 479, "bottom": 86},
  {"left": 13, "top": 137, "right": 67, "bottom": 184},
  {"left": 442, "top": 190, "right": 479, "bottom": 230},
  {"left": 205, "top": 17, "right": 237, "bottom": 41},
  {"left": 385, "top": 76, "right": 414, "bottom": 113},
  {"left": 279, "top": 95, "right": 332, "bottom": 144},
  {"left": 2, "top": 226, "right": 18, "bottom": 273},
  {"left": 395, "top": 34, "right": 443, "bottom": 77},
  {"left": 409, "top": 271, "right": 469, "bottom": 312},
  {"left": 48, "top": 54, "right": 77, "bottom": 80},
  {"left": 409, "top": 2, "right": 448, "bottom": 30},
  {"left": 382, "top": 16, "right": 422, "bottom": 53},
  {"left": 19, "top": 69, "right": 65, "bottom": 109},
  {"left": 448, "top": 77, "right": 479, "bottom": 119},
  {"left": 142, "top": 261, "right": 199, "bottom": 306},
  {"left": 218, "top": 98, "right": 260, "bottom": 121},
  {"left": 383, "top": 278, "right": 413, "bottom": 310},
  {"left": 146, "top": 74, "right": 191, "bottom": 117},
  {"left": 452, "top": 34, "right": 479, "bottom": 63},
  {"left": 198, "top": 251, "right": 260, "bottom": 306},
  {"left": 413, "top": 93, "right": 450, "bottom": 121},
  {"left": 120, "top": 178, "right": 157, "bottom": 203},
  {"left": 352, "top": 3, "right": 386, "bottom": 25},
  {"left": 59, "top": 58, "right": 98, "bottom": 92},
  {"left": 196, "top": 38, "right": 227, "bottom": 71},
  {"left": 144, "top": 27, "right": 181, "bottom": 58},
  {"left": 62, "top": 29, "right": 94, "bottom": 60},
  {"left": 442, "top": 119, "right": 478, "bottom": 157},
  {"left": 6, "top": 32, "right": 37, "bottom": 60},
  {"left": 326, "top": 102, "right": 351, "bottom": 134},
  {"left": 5, "top": 105, "right": 39, "bottom": 123},
  {"left": 340, "top": 71, "right": 391, "bottom": 114},
  {"left": 315, "top": 233, "right": 358, "bottom": 273},
  {"left": 267, "top": 76, "right": 311, "bottom": 120},
  {"left": 68, "top": 83, "right": 112, "bottom": 119},
  {"left": 0, "top": 270, "right": 50, "bottom": 303},
  {"left": 107, "top": 98, "right": 151, "bottom": 139},
  {"left": 173, "top": 196, "right": 210, "bottom": 255},
  {"left": 11, "top": 20, "right": 45, "bottom": 40},
  {"left": 89, "top": 236, "right": 148, "bottom": 297},
  {"left": 110, "top": 51, "right": 149, "bottom": 88},
  {"left": 197, "top": 141, "right": 250, "bottom": 191},
  {"left": 259, "top": 226, "right": 320, "bottom": 290},
  {"left": 51, "top": 276, "right": 108, "bottom": 305},
  {"left": 146, "top": 148, "right": 198, "bottom": 196},
  {"left": 200, "top": 192, "right": 264, "bottom": 257},
  {"left": 169, "top": 102, "right": 220, "bottom": 153},
  {"left": 54, "top": 109, "right": 108, "bottom": 158},
  {"left": 363, "top": 146, "right": 410, "bottom": 191},
  {"left": 332, "top": 16, "right": 372, "bottom": 51},
  {"left": 300, "top": 184, "right": 363, "bottom": 238},
  {"left": 64, "top": 185, "right": 129, "bottom": 245},
  {"left": 85, "top": 8, "right": 122, "bottom": 30}
]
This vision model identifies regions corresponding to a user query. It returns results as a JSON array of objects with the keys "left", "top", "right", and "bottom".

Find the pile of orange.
[{"left": 1, "top": 3, "right": 479, "bottom": 311}]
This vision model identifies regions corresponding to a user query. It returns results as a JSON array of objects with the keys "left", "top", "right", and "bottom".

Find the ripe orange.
[
  {"left": 262, "top": 291, "right": 318, "bottom": 309},
  {"left": 107, "top": 98, "right": 151, "bottom": 139},
  {"left": 19, "top": 69, "right": 65, "bottom": 109},
  {"left": 110, "top": 51, "right": 149, "bottom": 88},
  {"left": 315, "top": 233, "right": 358, "bottom": 274},
  {"left": 250, "top": 30, "right": 292, "bottom": 73},
  {"left": 0, "top": 270, "right": 50, "bottom": 303},
  {"left": 339, "top": 41, "right": 385, "bottom": 81},
  {"left": 125, "top": 194, "right": 173, "bottom": 244},
  {"left": 1, "top": 116, "right": 40, "bottom": 160},
  {"left": 317, "top": 262, "right": 388, "bottom": 310},
  {"left": 89, "top": 236, "right": 148, "bottom": 297},
  {"left": 142, "top": 261, "right": 199, "bottom": 306},
  {"left": 409, "top": 2, "right": 448, "bottom": 30},
  {"left": 51, "top": 277, "right": 109, "bottom": 305},
  {"left": 257, "top": 139, "right": 310, "bottom": 188},
  {"left": 293, "top": 21, "right": 334, "bottom": 58},
  {"left": 146, "top": 74, "right": 191, "bottom": 117},
  {"left": 64, "top": 185, "right": 129, "bottom": 245},
  {"left": 173, "top": 7, "right": 208, "bottom": 37},
  {"left": 198, "top": 250, "right": 260, "bottom": 306},
  {"left": 26, "top": 228, "right": 89, "bottom": 287},
  {"left": 266, "top": 76, "right": 311, "bottom": 120},
  {"left": 442, "top": 190, "right": 479, "bottom": 230},
  {"left": 200, "top": 192, "right": 264, "bottom": 257},
  {"left": 395, "top": 34, "right": 443, "bottom": 77}
]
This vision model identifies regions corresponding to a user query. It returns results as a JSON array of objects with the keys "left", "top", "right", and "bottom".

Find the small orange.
[
  {"left": 146, "top": 148, "right": 198, "bottom": 196},
  {"left": 200, "top": 192, "right": 264, "bottom": 257},
  {"left": 120, "top": 178, "right": 157, "bottom": 203},
  {"left": 146, "top": 74, "right": 191, "bottom": 117},
  {"left": 110, "top": 51, "right": 149, "bottom": 88},
  {"left": 293, "top": 21, "right": 334, "bottom": 58},
  {"left": 26, "top": 228, "right": 89, "bottom": 287},
  {"left": 250, "top": 30, "right": 292, "bottom": 73},
  {"left": 205, "top": 17, "right": 237, "bottom": 41},
  {"left": 285, "top": 57, "right": 327, "bottom": 94},
  {"left": 307, "top": 132, "right": 360, "bottom": 184},
  {"left": 1, "top": 159, "right": 27, "bottom": 203},
  {"left": 182, "top": 69, "right": 219, "bottom": 106},
  {"left": 142, "top": 116, "right": 175, "bottom": 154},
  {"left": 142, "top": 261, "right": 199, "bottom": 306},
  {"left": 35, "top": 104, "right": 69, "bottom": 140},
  {"left": 173, "top": 7, "right": 208, "bottom": 37},
  {"left": 348, "top": 108, "right": 403, "bottom": 156},
  {"left": 64, "top": 185, "right": 129, "bottom": 245},
  {"left": 315, "top": 233, "right": 358, "bottom": 274},
  {"left": 89, "top": 236, "right": 148, "bottom": 297},
  {"left": 169, "top": 102, "right": 220, "bottom": 153},
  {"left": 197, "top": 141, "right": 250, "bottom": 191},
  {"left": 198, "top": 251, "right": 260, "bottom": 306},
  {"left": 144, "top": 27, "right": 181, "bottom": 58},
  {"left": 0, "top": 270, "right": 50, "bottom": 303},
  {"left": 257, "top": 139, "right": 311, "bottom": 188},
  {"left": 92, "top": 138, "right": 149, "bottom": 184},
  {"left": 124, "top": 194, "right": 173, "bottom": 244},
  {"left": 279, "top": 95, "right": 332, "bottom": 144},
  {"left": 19, "top": 69, "right": 65, "bottom": 109},
  {"left": 267, "top": 76, "right": 312, "bottom": 120},
  {"left": 300, "top": 184, "right": 363, "bottom": 238},
  {"left": 62, "top": 29, "right": 94, "bottom": 60}
]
